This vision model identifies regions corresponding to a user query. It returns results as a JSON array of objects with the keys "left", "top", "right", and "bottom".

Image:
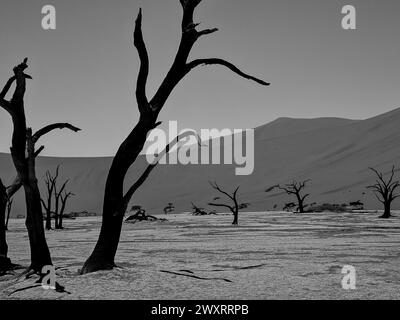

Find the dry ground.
[{"left": 0, "top": 211, "right": 399, "bottom": 299}]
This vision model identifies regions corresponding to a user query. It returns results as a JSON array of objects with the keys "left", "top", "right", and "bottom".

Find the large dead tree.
[
  {"left": 208, "top": 182, "right": 241, "bottom": 225},
  {"left": 367, "top": 166, "right": 400, "bottom": 219},
  {"left": 278, "top": 180, "right": 311, "bottom": 213},
  {"left": 0, "top": 58, "right": 80, "bottom": 272},
  {"left": 80, "top": 1, "right": 268, "bottom": 274}
]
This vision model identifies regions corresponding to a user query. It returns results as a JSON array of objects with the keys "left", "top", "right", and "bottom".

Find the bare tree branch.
[
  {"left": 197, "top": 28, "right": 219, "bottom": 37},
  {"left": 134, "top": 9, "right": 150, "bottom": 113},
  {"left": 187, "top": 59, "right": 270, "bottom": 86},
  {"left": 32, "top": 123, "right": 81, "bottom": 143},
  {"left": 121, "top": 131, "right": 200, "bottom": 211}
]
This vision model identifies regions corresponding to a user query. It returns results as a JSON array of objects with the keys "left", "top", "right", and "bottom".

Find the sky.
[{"left": 1, "top": 0, "right": 400, "bottom": 157}]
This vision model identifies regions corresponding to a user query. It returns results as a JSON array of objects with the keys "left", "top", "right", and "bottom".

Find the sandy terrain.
[{"left": 0, "top": 211, "right": 399, "bottom": 300}]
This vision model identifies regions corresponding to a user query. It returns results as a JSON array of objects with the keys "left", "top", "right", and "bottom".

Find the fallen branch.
[{"left": 160, "top": 270, "right": 232, "bottom": 283}]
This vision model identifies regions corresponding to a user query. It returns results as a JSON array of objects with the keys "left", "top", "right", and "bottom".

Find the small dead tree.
[
  {"left": 367, "top": 166, "right": 400, "bottom": 219},
  {"left": 41, "top": 166, "right": 60, "bottom": 230},
  {"left": 0, "top": 58, "right": 80, "bottom": 272},
  {"left": 53, "top": 179, "right": 69, "bottom": 229},
  {"left": 208, "top": 182, "right": 241, "bottom": 225},
  {"left": 57, "top": 190, "right": 74, "bottom": 229},
  {"left": 80, "top": 1, "right": 268, "bottom": 274},
  {"left": 163, "top": 203, "right": 175, "bottom": 215},
  {"left": 283, "top": 202, "right": 296, "bottom": 212},
  {"left": 191, "top": 202, "right": 208, "bottom": 216},
  {"left": 41, "top": 166, "right": 74, "bottom": 230},
  {"left": 278, "top": 180, "right": 311, "bottom": 213}
]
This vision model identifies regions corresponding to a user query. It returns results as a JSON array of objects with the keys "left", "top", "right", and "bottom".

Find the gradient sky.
[{"left": 1, "top": 0, "right": 400, "bottom": 156}]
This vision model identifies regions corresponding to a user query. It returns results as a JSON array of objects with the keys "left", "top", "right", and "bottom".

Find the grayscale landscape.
[
  {"left": 1, "top": 211, "right": 399, "bottom": 300},
  {"left": 1, "top": 0, "right": 400, "bottom": 302}
]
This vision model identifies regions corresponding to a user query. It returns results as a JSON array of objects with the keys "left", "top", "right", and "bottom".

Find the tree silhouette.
[
  {"left": 163, "top": 203, "right": 175, "bottom": 215},
  {"left": 191, "top": 202, "right": 208, "bottom": 216},
  {"left": 41, "top": 166, "right": 60, "bottom": 230},
  {"left": 81, "top": 1, "right": 268, "bottom": 274},
  {"left": 41, "top": 166, "right": 74, "bottom": 230},
  {"left": 53, "top": 178, "right": 69, "bottom": 229},
  {"left": 58, "top": 190, "right": 74, "bottom": 229},
  {"left": 283, "top": 202, "right": 296, "bottom": 212},
  {"left": 208, "top": 182, "right": 241, "bottom": 225},
  {"left": 0, "top": 58, "right": 80, "bottom": 272},
  {"left": 278, "top": 180, "right": 311, "bottom": 213},
  {"left": 367, "top": 166, "right": 400, "bottom": 219}
]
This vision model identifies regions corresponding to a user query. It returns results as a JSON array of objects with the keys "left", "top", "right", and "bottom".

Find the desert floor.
[{"left": 0, "top": 211, "right": 399, "bottom": 300}]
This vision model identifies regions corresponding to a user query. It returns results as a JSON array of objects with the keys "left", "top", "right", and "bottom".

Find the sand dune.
[{"left": 2, "top": 107, "right": 400, "bottom": 217}]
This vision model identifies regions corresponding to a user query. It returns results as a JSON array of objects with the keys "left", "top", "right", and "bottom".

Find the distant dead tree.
[
  {"left": 58, "top": 190, "right": 74, "bottom": 229},
  {"left": 53, "top": 179, "right": 70, "bottom": 229},
  {"left": 278, "top": 180, "right": 311, "bottom": 213},
  {"left": 41, "top": 166, "right": 60, "bottom": 230},
  {"left": 81, "top": 1, "right": 268, "bottom": 274},
  {"left": 41, "top": 166, "right": 74, "bottom": 230},
  {"left": 238, "top": 203, "right": 250, "bottom": 210},
  {"left": 191, "top": 202, "right": 208, "bottom": 216},
  {"left": 125, "top": 206, "right": 166, "bottom": 223},
  {"left": 163, "top": 203, "right": 175, "bottom": 215},
  {"left": 283, "top": 202, "right": 296, "bottom": 212},
  {"left": 208, "top": 182, "right": 241, "bottom": 225},
  {"left": 0, "top": 58, "right": 80, "bottom": 272},
  {"left": 367, "top": 166, "right": 400, "bottom": 219}
]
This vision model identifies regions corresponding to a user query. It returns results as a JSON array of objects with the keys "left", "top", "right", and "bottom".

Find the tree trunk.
[
  {"left": 0, "top": 179, "right": 11, "bottom": 270},
  {"left": 380, "top": 202, "right": 391, "bottom": 219},
  {"left": 297, "top": 194, "right": 304, "bottom": 213},
  {"left": 6, "top": 200, "right": 12, "bottom": 231},
  {"left": 6, "top": 63, "right": 53, "bottom": 272},
  {"left": 45, "top": 209, "right": 52, "bottom": 230},
  {"left": 81, "top": 116, "right": 156, "bottom": 274},
  {"left": 58, "top": 214, "right": 63, "bottom": 229},
  {"left": 232, "top": 211, "right": 238, "bottom": 225},
  {"left": 23, "top": 181, "right": 53, "bottom": 271}
]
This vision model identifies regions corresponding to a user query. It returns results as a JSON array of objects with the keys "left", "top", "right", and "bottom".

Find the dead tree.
[
  {"left": 367, "top": 166, "right": 400, "bottom": 218},
  {"left": 208, "top": 182, "right": 241, "bottom": 225},
  {"left": 283, "top": 202, "right": 296, "bottom": 212},
  {"left": 191, "top": 202, "right": 208, "bottom": 216},
  {"left": 278, "top": 180, "right": 311, "bottom": 213},
  {"left": 57, "top": 190, "right": 74, "bottom": 229},
  {"left": 80, "top": 1, "right": 268, "bottom": 274},
  {"left": 53, "top": 179, "right": 69, "bottom": 229},
  {"left": 0, "top": 58, "right": 80, "bottom": 272},
  {"left": 163, "top": 203, "right": 174, "bottom": 215},
  {"left": 41, "top": 166, "right": 60, "bottom": 230}
]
